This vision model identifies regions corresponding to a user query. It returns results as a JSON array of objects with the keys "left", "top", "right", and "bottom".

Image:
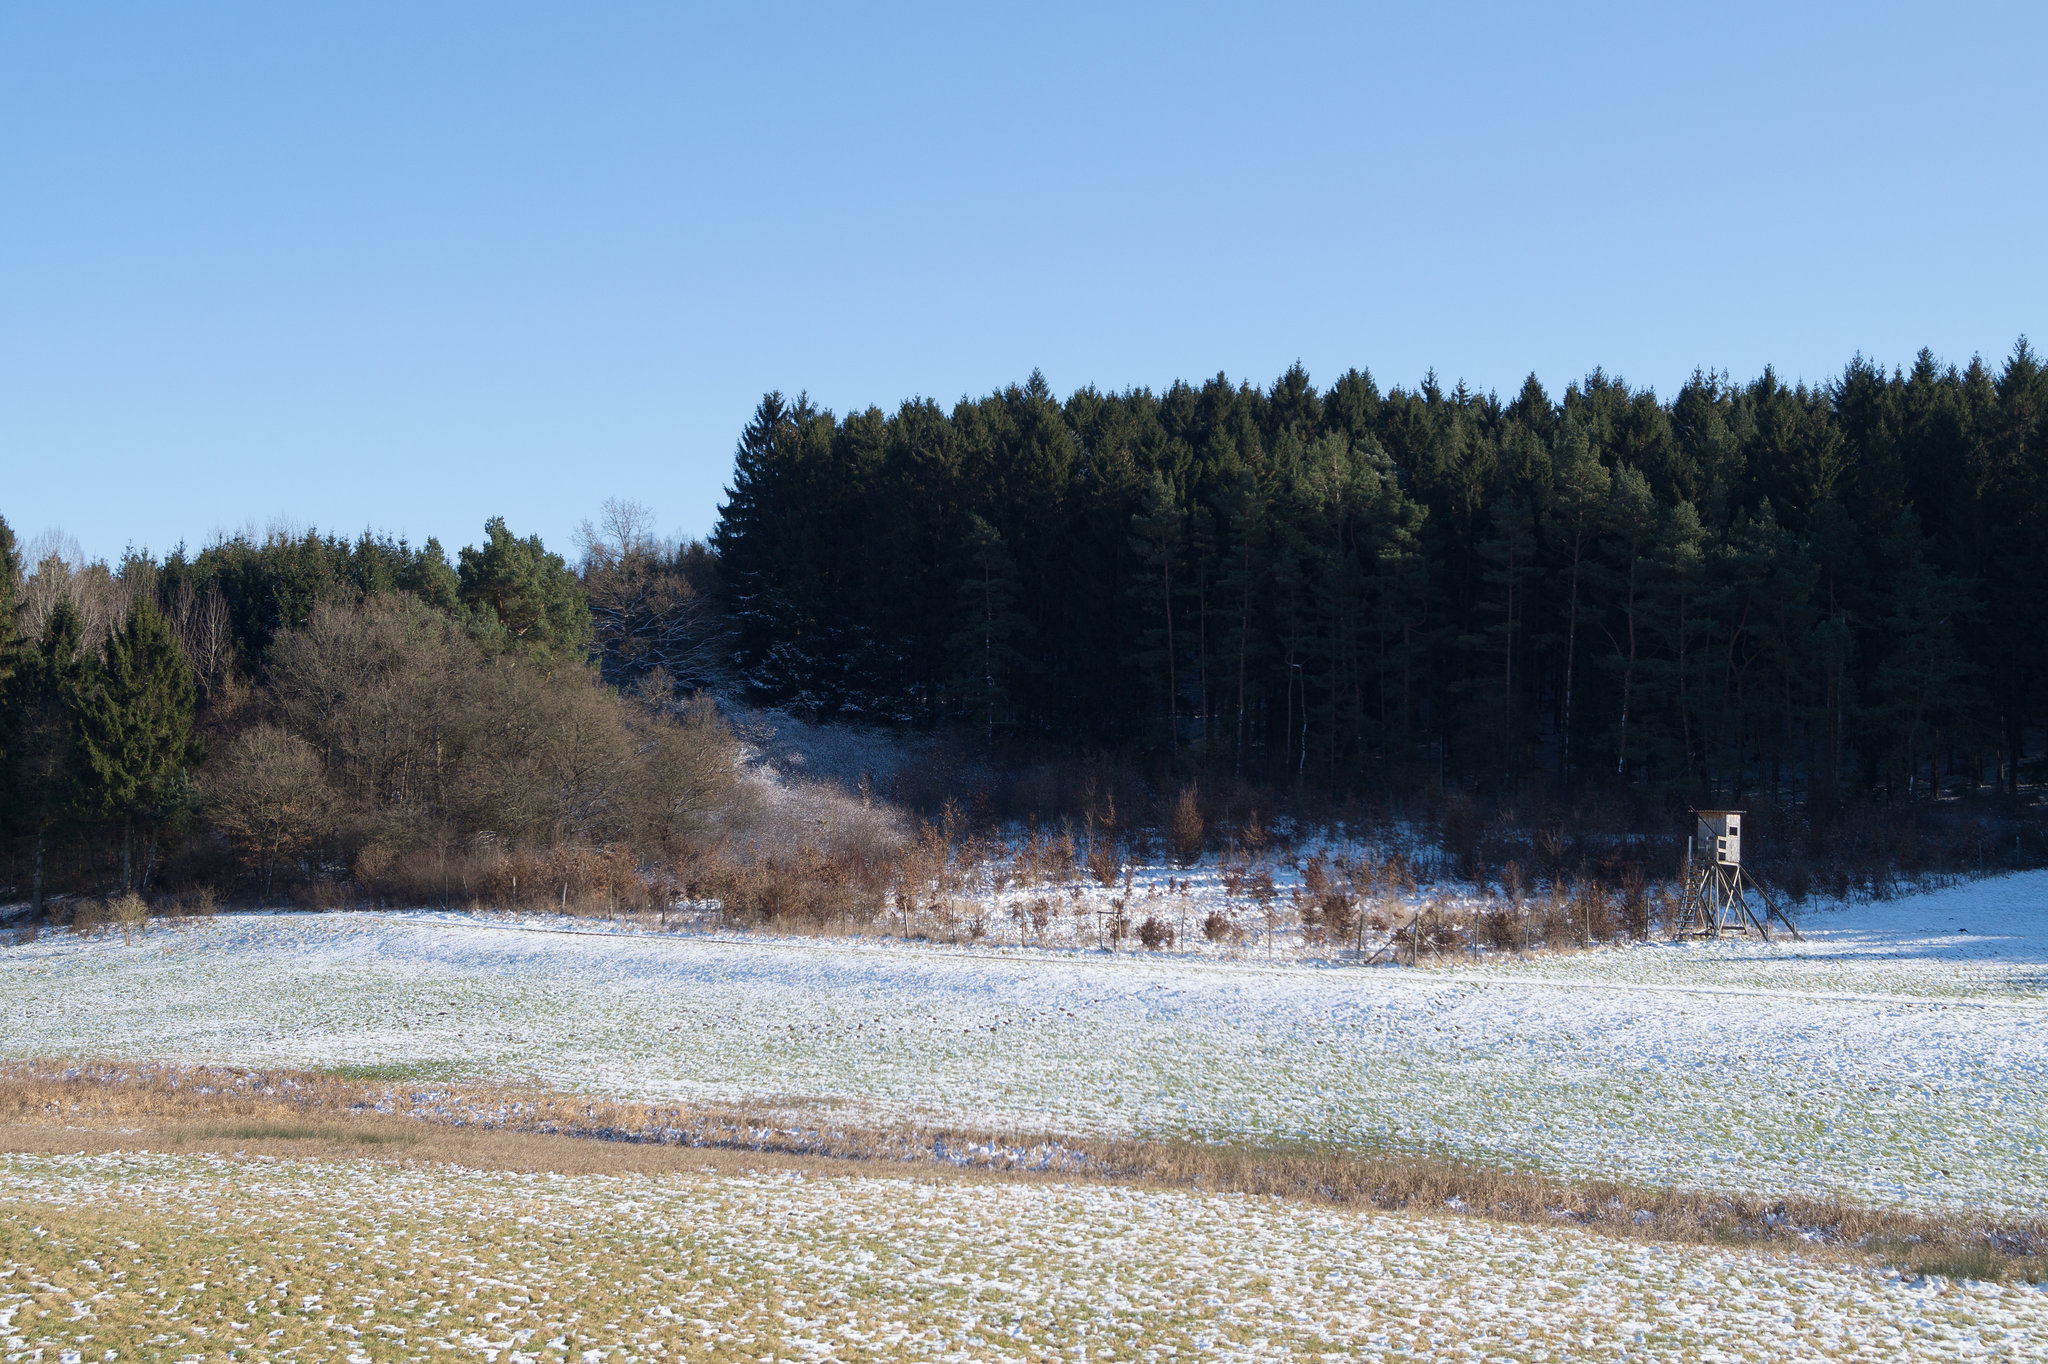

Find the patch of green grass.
[
  {"left": 198, "top": 1123, "right": 417, "bottom": 1145},
  {"left": 1868, "top": 1235, "right": 2019, "bottom": 1284},
  {"left": 1910, "top": 1244, "right": 2006, "bottom": 1283},
  {"left": 318, "top": 1059, "right": 467, "bottom": 1082}
]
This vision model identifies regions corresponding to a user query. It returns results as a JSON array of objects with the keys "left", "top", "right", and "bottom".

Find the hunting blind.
[{"left": 1673, "top": 809, "right": 1802, "bottom": 941}]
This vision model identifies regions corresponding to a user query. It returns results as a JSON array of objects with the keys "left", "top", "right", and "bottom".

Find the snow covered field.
[
  {"left": 4, "top": 1149, "right": 2042, "bottom": 1362},
  {"left": 3, "top": 872, "right": 2045, "bottom": 1215}
]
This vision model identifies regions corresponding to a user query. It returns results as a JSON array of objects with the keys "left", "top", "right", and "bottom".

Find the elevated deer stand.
[{"left": 1673, "top": 810, "right": 1802, "bottom": 942}]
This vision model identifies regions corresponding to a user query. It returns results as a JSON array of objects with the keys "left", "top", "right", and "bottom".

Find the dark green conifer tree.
[
  {"left": 949, "top": 515, "right": 1032, "bottom": 740},
  {"left": 76, "top": 600, "right": 200, "bottom": 889},
  {"left": 1, "top": 601, "right": 94, "bottom": 922},
  {"left": 458, "top": 517, "right": 592, "bottom": 669}
]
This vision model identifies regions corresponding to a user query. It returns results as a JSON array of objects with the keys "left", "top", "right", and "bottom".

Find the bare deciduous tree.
[{"left": 205, "top": 725, "right": 332, "bottom": 898}]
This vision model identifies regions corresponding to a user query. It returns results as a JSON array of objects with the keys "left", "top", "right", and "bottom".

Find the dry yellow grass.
[
  {"left": 2, "top": 1060, "right": 2040, "bottom": 1285},
  {"left": 9, "top": 1149, "right": 2048, "bottom": 1362}
]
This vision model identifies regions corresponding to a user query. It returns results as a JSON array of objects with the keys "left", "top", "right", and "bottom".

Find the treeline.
[
  {"left": 0, "top": 513, "right": 737, "bottom": 917},
  {"left": 714, "top": 345, "right": 2048, "bottom": 803}
]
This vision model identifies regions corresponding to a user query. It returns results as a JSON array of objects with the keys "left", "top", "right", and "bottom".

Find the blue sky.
[{"left": 4, "top": 2, "right": 2042, "bottom": 564}]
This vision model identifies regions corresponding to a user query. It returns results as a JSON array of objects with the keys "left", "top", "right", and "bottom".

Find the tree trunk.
[
  {"left": 1678, "top": 590, "right": 1693, "bottom": 782},
  {"left": 982, "top": 563, "right": 995, "bottom": 742},
  {"left": 1503, "top": 551, "right": 1515, "bottom": 764},
  {"left": 1161, "top": 551, "right": 1176, "bottom": 748},
  {"left": 1234, "top": 553, "right": 1250, "bottom": 776},
  {"left": 1561, "top": 553, "right": 1582, "bottom": 780},
  {"left": 31, "top": 830, "right": 46, "bottom": 925},
  {"left": 1199, "top": 568, "right": 1210, "bottom": 751},
  {"left": 1617, "top": 559, "right": 1638, "bottom": 777},
  {"left": 122, "top": 818, "right": 133, "bottom": 892}
]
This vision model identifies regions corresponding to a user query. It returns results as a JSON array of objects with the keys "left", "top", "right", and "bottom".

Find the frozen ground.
[
  {"left": 2, "top": 873, "right": 2045, "bottom": 1215},
  {"left": 4, "top": 1149, "right": 2042, "bottom": 1362}
]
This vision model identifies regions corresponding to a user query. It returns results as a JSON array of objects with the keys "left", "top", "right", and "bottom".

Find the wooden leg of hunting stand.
[
  {"left": 1731, "top": 869, "right": 1771, "bottom": 941},
  {"left": 1753, "top": 879, "right": 1803, "bottom": 942}
]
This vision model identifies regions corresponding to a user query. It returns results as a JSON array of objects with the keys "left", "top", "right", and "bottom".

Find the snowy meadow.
[
  {"left": 10, "top": 1148, "right": 2045, "bottom": 1362},
  {"left": 5, "top": 872, "right": 2045, "bottom": 1218}
]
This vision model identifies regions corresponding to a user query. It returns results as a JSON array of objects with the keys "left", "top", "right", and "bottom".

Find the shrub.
[
  {"left": 1540, "top": 884, "right": 1575, "bottom": 946},
  {"left": 106, "top": 892, "right": 149, "bottom": 944},
  {"left": 1086, "top": 839, "right": 1123, "bottom": 888},
  {"left": 1136, "top": 915, "right": 1173, "bottom": 950},
  {"left": 1441, "top": 794, "right": 1482, "bottom": 881},
  {"left": 1201, "top": 909, "right": 1232, "bottom": 943},
  {"left": 70, "top": 899, "right": 108, "bottom": 937},
  {"left": 1480, "top": 907, "right": 1519, "bottom": 950},
  {"left": 1620, "top": 865, "right": 1649, "bottom": 938},
  {"left": 1168, "top": 786, "right": 1204, "bottom": 867}
]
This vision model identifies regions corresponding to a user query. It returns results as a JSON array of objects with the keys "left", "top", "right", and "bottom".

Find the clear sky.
[{"left": 4, "top": 2, "right": 2042, "bottom": 565}]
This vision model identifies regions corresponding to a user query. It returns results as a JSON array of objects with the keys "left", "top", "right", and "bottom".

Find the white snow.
[
  {"left": 4, "top": 1149, "right": 2044, "bottom": 1361},
  {"left": 3, "top": 871, "right": 2046, "bottom": 1215}
]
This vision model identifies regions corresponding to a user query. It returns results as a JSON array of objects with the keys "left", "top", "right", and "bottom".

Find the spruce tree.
[
  {"left": 1545, "top": 430, "right": 1612, "bottom": 778},
  {"left": 1126, "top": 471, "right": 1184, "bottom": 749},
  {"left": 1596, "top": 466, "right": 1661, "bottom": 778},
  {"left": 0, "top": 515, "right": 20, "bottom": 669},
  {"left": 948, "top": 515, "right": 1031, "bottom": 740},
  {"left": 0, "top": 600, "right": 94, "bottom": 922},
  {"left": 76, "top": 599, "right": 199, "bottom": 889}
]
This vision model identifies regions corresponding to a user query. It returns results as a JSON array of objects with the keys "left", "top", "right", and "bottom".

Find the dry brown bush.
[
  {"left": 256, "top": 595, "right": 739, "bottom": 884},
  {"left": 175, "top": 885, "right": 218, "bottom": 918},
  {"left": 1136, "top": 915, "right": 1173, "bottom": 950},
  {"left": 1620, "top": 864, "right": 1650, "bottom": 938},
  {"left": 69, "top": 899, "right": 107, "bottom": 937},
  {"left": 289, "top": 881, "right": 356, "bottom": 912},
  {"left": 1085, "top": 838, "right": 1123, "bottom": 888},
  {"left": 702, "top": 847, "right": 887, "bottom": 931},
  {"left": 1235, "top": 809, "right": 1268, "bottom": 854},
  {"left": 1540, "top": 883, "right": 1575, "bottom": 946},
  {"left": 1578, "top": 882, "right": 1621, "bottom": 942},
  {"left": 1168, "top": 785, "right": 1204, "bottom": 867},
  {"left": 1480, "top": 907, "right": 1519, "bottom": 950},
  {"left": 102, "top": 893, "right": 148, "bottom": 944}
]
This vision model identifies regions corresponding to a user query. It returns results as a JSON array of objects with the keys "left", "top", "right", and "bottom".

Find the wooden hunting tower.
[
  {"left": 1702, "top": 810, "right": 1741, "bottom": 868},
  {"left": 1673, "top": 809, "right": 1802, "bottom": 941}
]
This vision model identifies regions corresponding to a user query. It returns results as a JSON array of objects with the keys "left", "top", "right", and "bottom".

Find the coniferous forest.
[
  {"left": 4, "top": 343, "right": 2048, "bottom": 915},
  {"left": 716, "top": 345, "right": 2048, "bottom": 805}
]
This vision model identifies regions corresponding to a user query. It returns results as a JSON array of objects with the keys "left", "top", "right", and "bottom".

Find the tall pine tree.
[{"left": 76, "top": 599, "right": 200, "bottom": 890}]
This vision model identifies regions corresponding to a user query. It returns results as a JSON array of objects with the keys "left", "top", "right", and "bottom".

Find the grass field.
[
  {"left": 5, "top": 1147, "right": 2043, "bottom": 1362},
  {"left": 4, "top": 872, "right": 2045, "bottom": 1217}
]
